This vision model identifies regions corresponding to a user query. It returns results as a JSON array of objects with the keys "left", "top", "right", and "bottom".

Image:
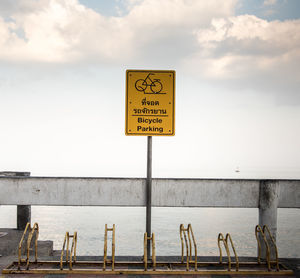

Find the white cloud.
[
  {"left": 190, "top": 15, "right": 300, "bottom": 88},
  {"left": 0, "top": 0, "right": 115, "bottom": 62},
  {"left": 0, "top": 0, "right": 299, "bottom": 98},
  {"left": 0, "top": 0, "right": 237, "bottom": 63}
]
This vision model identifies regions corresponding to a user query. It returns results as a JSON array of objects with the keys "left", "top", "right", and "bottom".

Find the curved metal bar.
[
  {"left": 218, "top": 233, "right": 231, "bottom": 271},
  {"left": 112, "top": 224, "right": 115, "bottom": 271},
  {"left": 183, "top": 228, "right": 189, "bottom": 270},
  {"left": 255, "top": 225, "right": 262, "bottom": 264},
  {"left": 69, "top": 236, "right": 74, "bottom": 270},
  {"left": 144, "top": 232, "right": 147, "bottom": 271},
  {"left": 73, "top": 231, "right": 77, "bottom": 263},
  {"left": 218, "top": 233, "right": 224, "bottom": 264},
  {"left": 103, "top": 224, "right": 108, "bottom": 270},
  {"left": 34, "top": 223, "right": 39, "bottom": 263},
  {"left": 26, "top": 222, "right": 39, "bottom": 270},
  {"left": 187, "top": 225, "right": 192, "bottom": 261},
  {"left": 188, "top": 224, "right": 197, "bottom": 271},
  {"left": 152, "top": 233, "right": 156, "bottom": 271},
  {"left": 263, "top": 225, "right": 279, "bottom": 271},
  {"left": 60, "top": 232, "right": 69, "bottom": 270},
  {"left": 18, "top": 222, "right": 31, "bottom": 270},
  {"left": 179, "top": 224, "right": 184, "bottom": 263},
  {"left": 255, "top": 225, "right": 271, "bottom": 271},
  {"left": 66, "top": 232, "right": 70, "bottom": 264},
  {"left": 180, "top": 224, "right": 190, "bottom": 271},
  {"left": 225, "top": 233, "right": 239, "bottom": 271},
  {"left": 69, "top": 232, "right": 77, "bottom": 270}
]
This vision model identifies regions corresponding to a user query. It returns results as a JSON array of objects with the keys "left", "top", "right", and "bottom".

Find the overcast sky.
[{"left": 0, "top": 0, "right": 299, "bottom": 179}]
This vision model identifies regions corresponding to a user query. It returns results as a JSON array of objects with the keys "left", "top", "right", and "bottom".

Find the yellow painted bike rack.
[
  {"left": 218, "top": 232, "right": 239, "bottom": 271},
  {"left": 103, "top": 224, "right": 115, "bottom": 271},
  {"left": 143, "top": 232, "right": 156, "bottom": 271},
  {"left": 255, "top": 224, "right": 279, "bottom": 271},
  {"left": 180, "top": 224, "right": 197, "bottom": 271},
  {"left": 18, "top": 222, "right": 39, "bottom": 270},
  {"left": 4, "top": 223, "right": 293, "bottom": 276},
  {"left": 60, "top": 231, "right": 77, "bottom": 270}
]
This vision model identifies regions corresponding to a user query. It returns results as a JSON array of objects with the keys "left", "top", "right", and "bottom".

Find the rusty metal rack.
[
  {"left": 3, "top": 222, "right": 294, "bottom": 275},
  {"left": 144, "top": 232, "right": 156, "bottom": 270},
  {"left": 17, "top": 222, "right": 39, "bottom": 270},
  {"left": 218, "top": 232, "right": 239, "bottom": 271},
  {"left": 103, "top": 224, "right": 115, "bottom": 270},
  {"left": 60, "top": 231, "right": 77, "bottom": 270},
  {"left": 255, "top": 224, "right": 280, "bottom": 271},
  {"left": 180, "top": 223, "right": 197, "bottom": 271}
]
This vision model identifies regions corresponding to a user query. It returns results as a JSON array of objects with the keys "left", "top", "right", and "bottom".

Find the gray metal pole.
[{"left": 146, "top": 136, "right": 152, "bottom": 259}]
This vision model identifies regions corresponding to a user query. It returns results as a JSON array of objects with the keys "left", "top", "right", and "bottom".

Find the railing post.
[
  {"left": 258, "top": 180, "right": 279, "bottom": 258},
  {"left": 17, "top": 205, "right": 31, "bottom": 230},
  {"left": 0, "top": 171, "right": 31, "bottom": 230}
]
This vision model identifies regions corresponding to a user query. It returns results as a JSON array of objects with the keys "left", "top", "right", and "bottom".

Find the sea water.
[{"left": 0, "top": 206, "right": 299, "bottom": 257}]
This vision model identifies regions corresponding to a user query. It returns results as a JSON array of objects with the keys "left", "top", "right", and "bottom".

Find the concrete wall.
[{"left": 0, "top": 177, "right": 299, "bottom": 208}]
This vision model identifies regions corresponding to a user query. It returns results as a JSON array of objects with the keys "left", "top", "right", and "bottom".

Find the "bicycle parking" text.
[{"left": 137, "top": 117, "right": 163, "bottom": 124}]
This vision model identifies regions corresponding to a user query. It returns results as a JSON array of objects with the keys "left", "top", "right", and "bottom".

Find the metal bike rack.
[
  {"left": 60, "top": 231, "right": 77, "bottom": 270},
  {"left": 255, "top": 224, "right": 279, "bottom": 271},
  {"left": 3, "top": 223, "right": 294, "bottom": 276},
  {"left": 143, "top": 232, "right": 156, "bottom": 271},
  {"left": 17, "top": 222, "right": 39, "bottom": 270},
  {"left": 217, "top": 232, "right": 239, "bottom": 271},
  {"left": 180, "top": 224, "right": 197, "bottom": 271},
  {"left": 103, "top": 224, "right": 115, "bottom": 271}
]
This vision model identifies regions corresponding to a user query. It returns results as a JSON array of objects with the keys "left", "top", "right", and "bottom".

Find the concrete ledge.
[
  {"left": 153, "top": 179, "right": 259, "bottom": 207},
  {"left": 0, "top": 177, "right": 299, "bottom": 208},
  {"left": 279, "top": 180, "right": 300, "bottom": 208}
]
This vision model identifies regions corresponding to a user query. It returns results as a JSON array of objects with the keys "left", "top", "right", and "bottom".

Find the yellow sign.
[{"left": 126, "top": 70, "right": 175, "bottom": 136}]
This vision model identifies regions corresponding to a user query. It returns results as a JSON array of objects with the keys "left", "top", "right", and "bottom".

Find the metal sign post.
[
  {"left": 125, "top": 69, "right": 175, "bottom": 259},
  {"left": 146, "top": 136, "right": 152, "bottom": 258}
]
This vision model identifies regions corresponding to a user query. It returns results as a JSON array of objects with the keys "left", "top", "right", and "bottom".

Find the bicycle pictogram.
[{"left": 135, "top": 73, "right": 164, "bottom": 94}]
